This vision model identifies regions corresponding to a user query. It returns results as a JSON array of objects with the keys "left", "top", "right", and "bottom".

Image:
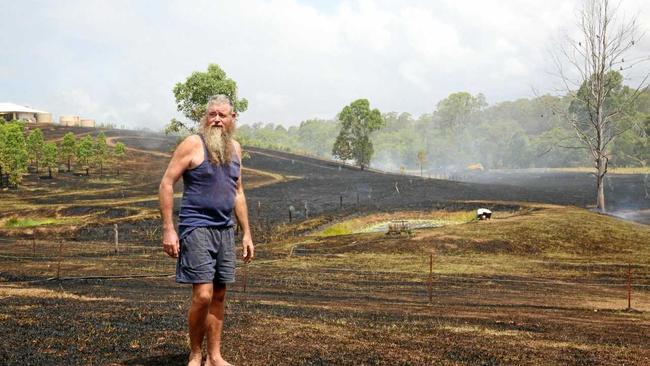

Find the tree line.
[
  {"left": 165, "top": 64, "right": 647, "bottom": 175},
  {"left": 0, "top": 118, "right": 127, "bottom": 188},
  {"left": 172, "top": 11, "right": 648, "bottom": 214},
  {"left": 234, "top": 85, "right": 649, "bottom": 173}
]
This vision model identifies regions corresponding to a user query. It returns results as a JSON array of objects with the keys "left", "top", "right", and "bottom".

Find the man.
[{"left": 159, "top": 94, "right": 254, "bottom": 366}]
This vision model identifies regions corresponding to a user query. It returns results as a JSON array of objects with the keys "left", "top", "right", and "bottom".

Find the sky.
[{"left": 1, "top": 0, "right": 649, "bottom": 130}]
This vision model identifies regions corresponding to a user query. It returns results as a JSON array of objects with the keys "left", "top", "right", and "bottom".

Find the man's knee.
[
  {"left": 212, "top": 284, "right": 227, "bottom": 303},
  {"left": 192, "top": 284, "right": 213, "bottom": 308}
]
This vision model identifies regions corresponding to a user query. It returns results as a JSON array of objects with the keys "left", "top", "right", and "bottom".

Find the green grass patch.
[
  {"left": 4, "top": 217, "right": 60, "bottom": 228},
  {"left": 316, "top": 211, "right": 476, "bottom": 237},
  {"left": 320, "top": 222, "right": 356, "bottom": 236}
]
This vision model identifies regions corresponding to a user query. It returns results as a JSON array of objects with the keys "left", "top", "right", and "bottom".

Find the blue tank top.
[{"left": 178, "top": 134, "right": 240, "bottom": 239}]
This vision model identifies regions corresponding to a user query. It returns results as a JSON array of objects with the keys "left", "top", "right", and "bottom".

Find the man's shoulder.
[
  {"left": 175, "top": 134, "right": 202, "bottom": 155},
  {"left": 181, "top": 134, "right": 202, "bottom": 147}
]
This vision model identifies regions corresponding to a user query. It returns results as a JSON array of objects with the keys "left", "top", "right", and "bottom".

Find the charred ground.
[{"left": 1, "top": 125, "right": 649, "bottom": 365}]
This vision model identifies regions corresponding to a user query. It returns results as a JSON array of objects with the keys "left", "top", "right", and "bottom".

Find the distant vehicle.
[{"left": 466, "top": 163, "right": 484, "bottom": 171}]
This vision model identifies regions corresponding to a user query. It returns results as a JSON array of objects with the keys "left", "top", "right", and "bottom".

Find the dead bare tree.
[{"left": 552, "top": 0, "right": 649, "bottom": 212}]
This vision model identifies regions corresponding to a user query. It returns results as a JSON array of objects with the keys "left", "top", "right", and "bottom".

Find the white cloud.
[
  {"left": 251, "top": 92, "right": 292, "bottom": 115},
  {"left": 1, "top": 0, "right": 650, "bottom": 129}
]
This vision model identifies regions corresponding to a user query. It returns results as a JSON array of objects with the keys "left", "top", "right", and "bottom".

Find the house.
[{"left": 0, "top": 102, "right": 52, "bottom": 123}]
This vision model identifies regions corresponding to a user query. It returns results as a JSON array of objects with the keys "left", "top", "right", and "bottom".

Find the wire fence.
[{"left": 0, "top": 235, "right": 648, "bottom": 311}]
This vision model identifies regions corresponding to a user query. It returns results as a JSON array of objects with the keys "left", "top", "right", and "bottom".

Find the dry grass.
[{"left": 0, "top": 285, "right": 123, "bottom": 302}]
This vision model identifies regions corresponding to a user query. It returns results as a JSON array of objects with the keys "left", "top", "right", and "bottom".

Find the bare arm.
[
  {"left": 233, "top": 140, "right": 254, "bottom": 262},
  {"left": 159, "top": 135, "right": 199, "bottom": 258}
]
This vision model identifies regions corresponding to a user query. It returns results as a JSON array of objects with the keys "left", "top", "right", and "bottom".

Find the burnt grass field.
[{"left": 1, "top": 125, "right": 650, "bottom": 365}]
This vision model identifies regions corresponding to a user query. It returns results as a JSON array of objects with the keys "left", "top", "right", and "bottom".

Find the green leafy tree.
[
  {"left": 296, "top": 119, "right": 338, "bottom": 157},
  {"left": 332, "top": 99, "right": 384, "bottom": 170},
  {"left": 113, "top": 142, "right": 126, "bottom": 176},
  {"left": 2, "top": 122, "right": 28, "bottom": 187},
  {"left": 61, "top": 132, "right": 77, "bottom": 172},
  {"left": 435, "top": 92, "right": 486, "bottom": 135},
  {"left": 372, "top": 126, "right": 421, "bottom": 171},
  {"left": 611, "top": 114, "right": 650, "bottom": 166},
  {"left": 0, "top": 122, "right": 6, "bottom": 186},
  {"left": 26, "top": 128, "right": 44, "bottom": 172},
  {"left": 76, "top": 135, "right": 94, "bottom": 176},
  {"left": 167, "top": 63, "right": 248, "bottom": 134},
  {"left": 93, "top": 132, "right": 109, "bottom": 175},
  {"left": 430, "top": 92, "right": 486, "bottom": 166},
  {"left": 530, "top": 127, "right": 587, "bottom": 167},
  {"left": 475, "top": 119, "right": 531, "bottom": 169},
  {"left": 42, "top": 142, "right": 58, "bottom": 178}
]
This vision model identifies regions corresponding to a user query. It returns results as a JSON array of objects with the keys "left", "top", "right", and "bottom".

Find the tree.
[
  {"left": 76, "top": 135, "right": 94, "bottom": 176},
  {"left": 332, "top": 99, "right": 384, "bottom": 169},
  {"left": 430, "top": 92, "right": 486, "bottom": 167},
  {"left": 611, "top": 114, "right": 650, "bottom": 166},
  {"left": 435, "top": 92, "right": 486, "bottom": 135},
  {"left": 166, "top": 64, "right": 248, "bottom": 134},
  {"left": 93, "top": 132, "right": 108, "bottom": 175},
  {"left": 61, "top": 132, "right": 77, "bottom": 172},
  {"left": 42, "top": 142, "right": 58, "bottom": 178},
  {"left": 113, "top": 142, "right": 126, "bottom": 176},
  {"left": 26, "top": 128, "right": 44, "bottom": 172},
  {"left": 297, "top": 119, "right": 337, "bottom": 157},
  {"left": 552, "top": 0, "right": 649, "bottom": 212},
  {"left": 2, "top": 122, "right": 28, "bottom": 187},
  {"left": 476, "top": 119, "right": 530, "bottom": 169},
  {"left": 0, "top": 122, "right": 6, "bottom": 186}
]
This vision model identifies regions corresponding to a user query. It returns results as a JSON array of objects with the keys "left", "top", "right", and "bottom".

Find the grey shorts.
[{"left": 176, "top": 226, "right": 236, "bottom": 284}]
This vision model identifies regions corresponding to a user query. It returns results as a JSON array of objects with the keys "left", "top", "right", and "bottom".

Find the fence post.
[
  {"left": 340, "top": 195, "right": 343, "bottom": 209},
  {"left": 56, "top": 242, "right": 63, "bottom": 279},
  {"left": 428, "top": 253, "right": 433, "bottom": 304},
  {"left": 627, "top": 264, "right": 632, "bottom": 310},
  {"left": 288, "top": 208, "right": 292, "bottom": 223},
  {"left": 114, "top": 224, "right": 119, "bottom": 254}
]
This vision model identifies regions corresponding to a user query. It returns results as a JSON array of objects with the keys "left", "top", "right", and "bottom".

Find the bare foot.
[
  {"left": 187, "top": 351, "right": 202, "bottom": 366},
  {"left": 206, "top": 355, "right": 233, "bottom": 366}
]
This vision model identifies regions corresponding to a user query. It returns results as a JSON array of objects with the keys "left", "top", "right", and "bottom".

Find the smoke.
[{"left": 607, "top": 209, "right": 650, "bottom": 225}]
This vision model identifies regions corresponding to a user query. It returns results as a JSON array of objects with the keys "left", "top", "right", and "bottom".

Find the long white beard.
[{"left": 199, "top": 125, "right": 232, "bottom": 165}]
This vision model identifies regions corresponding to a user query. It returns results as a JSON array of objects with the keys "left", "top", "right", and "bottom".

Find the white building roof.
[{"left": 0, "top": 102, "right": 48, "bottom": 114}]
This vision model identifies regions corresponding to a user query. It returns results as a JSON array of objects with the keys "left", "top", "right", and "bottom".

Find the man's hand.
[
  {"left": 242, "top": 236, "right": 254, "bottom": 263},
  {"left": 163, "top": 228, "right": 180, "bottom": 258}
]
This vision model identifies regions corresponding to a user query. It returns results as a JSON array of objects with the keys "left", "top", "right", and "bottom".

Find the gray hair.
[{"left": 206, "top": 94, "right": 234, "bottom": 113}]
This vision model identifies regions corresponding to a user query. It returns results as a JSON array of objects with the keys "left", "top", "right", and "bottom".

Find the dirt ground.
[{"left": 1, "top": 125, "right": 649, "bottom": 365}]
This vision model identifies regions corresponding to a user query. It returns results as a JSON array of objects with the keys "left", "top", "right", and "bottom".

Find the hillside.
[{"left": 0, "top": 125, "right": 649, "bottom": 365}]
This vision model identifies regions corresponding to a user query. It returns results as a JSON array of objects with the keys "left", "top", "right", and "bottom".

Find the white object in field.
[{"left": 477, "top": 208, "right": 492, "bottom": 219}]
